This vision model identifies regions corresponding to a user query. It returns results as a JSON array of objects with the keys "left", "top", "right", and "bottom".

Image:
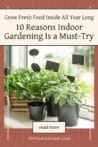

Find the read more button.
[{"left": 33, "top": 122, "right": 65, "bottom": 133}]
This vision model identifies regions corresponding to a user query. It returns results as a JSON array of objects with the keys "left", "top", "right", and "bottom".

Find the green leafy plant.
[
  {"left": 18, "top": 69, "right": 63, "bottom": 102},
  {"left": 46, "top": 79, "right": 87, "bottom": 106},
  {"left": 4, "top": 68, "right": 63, "bottom": 102},
  {"left": 4, "top": 68, "right": 33, "bottom": 98}
]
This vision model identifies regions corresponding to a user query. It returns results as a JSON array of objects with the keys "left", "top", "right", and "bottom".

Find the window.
[
  {"left": 4, "top": 46, "right": 27, "bottom": 69},
  {"left": 4, "top": 46, "right": 11, "bottom": 68}
]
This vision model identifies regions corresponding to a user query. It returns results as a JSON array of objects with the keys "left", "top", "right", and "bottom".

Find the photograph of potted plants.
[{"left": 4, "top": 46, "right": 94, "bottom": 128}]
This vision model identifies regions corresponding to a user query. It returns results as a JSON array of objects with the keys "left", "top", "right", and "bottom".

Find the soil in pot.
[
  {"left": 47, "top": 97, "right": 59, "bottom": 116},
  {"left": 28, "top": 102, "right": 45, "bottom": 121},
  {"left": 58, "top": 104, "right": 80, "bottom": 126}
]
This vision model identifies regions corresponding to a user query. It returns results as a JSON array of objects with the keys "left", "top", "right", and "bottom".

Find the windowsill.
[{"left": 4, "top": 106, "right": 94, "bottom": 129}]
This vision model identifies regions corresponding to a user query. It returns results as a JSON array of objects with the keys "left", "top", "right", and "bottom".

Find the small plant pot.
[
  {"left": 58, "top": 104, "right": 80, "bottom": 126},
  {"left": 28, "top": 102, "right": 45, "bottom": 121},
  {"left": 47, "top": 97, "right": 59, "bottom": 116}
]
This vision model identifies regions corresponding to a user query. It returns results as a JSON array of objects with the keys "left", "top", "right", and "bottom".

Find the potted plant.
[
  {"left": 47, "top": 80, "right": 87, "bottom": 126},
  {"left": 19, "top": 70, "right": 51, "bottom": 121},
  {"left": 23, "top": 69, "right": 64, "bottom": 119}
]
